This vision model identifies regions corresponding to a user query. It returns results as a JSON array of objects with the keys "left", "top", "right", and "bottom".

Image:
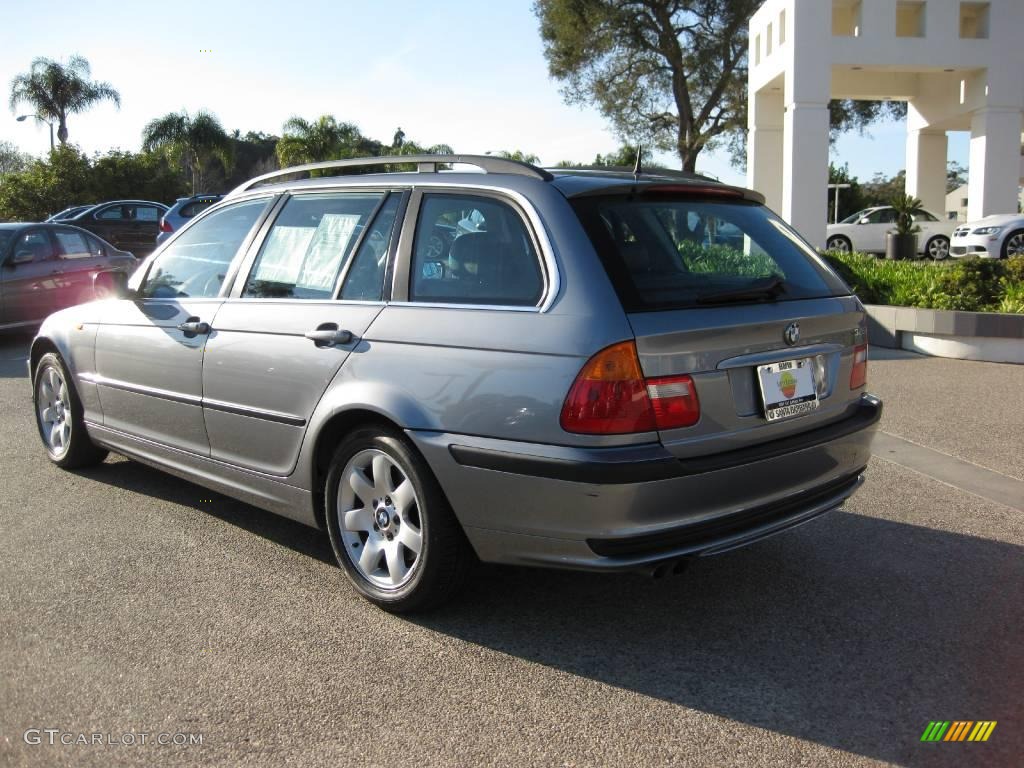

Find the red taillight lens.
[
  {"left": 560, "top": 342, "right": 701, "bottom": 434},
  {"left": 159, "top": 218, "right": 173, "bottom": 233},
  {"left": 850, "top": 343, "right": 868, "bottom": 389},
  {"left": 646, "top": 374, "right": 700, "bottom": 429}
]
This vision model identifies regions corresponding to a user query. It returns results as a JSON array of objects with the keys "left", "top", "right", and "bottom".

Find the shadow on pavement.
[
  {"left": 74, "top": 457, "right": 335, "bottom": 566},
  {"left": 74, "top": 456, "right": 1020, "bottom": 767},
  {"left": 414, "top": 513, "right": 1022, "bottom": 767},
  {"left": 0, "top": 333, "right": 32, "bottom": 379}
]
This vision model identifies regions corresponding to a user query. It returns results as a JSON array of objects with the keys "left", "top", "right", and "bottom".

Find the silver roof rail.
[{"left": 227, "top": 154, "right": 554, "bottom": 197}]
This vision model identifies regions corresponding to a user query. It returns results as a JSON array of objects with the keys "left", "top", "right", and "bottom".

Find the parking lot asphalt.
[{"left": 0, "top": 333, "right": 1020, "bottom": 768}]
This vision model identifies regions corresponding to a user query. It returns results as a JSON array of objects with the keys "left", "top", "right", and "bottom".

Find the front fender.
[{"left": 31, "top": 302, "right": 107, "bottom": 420}]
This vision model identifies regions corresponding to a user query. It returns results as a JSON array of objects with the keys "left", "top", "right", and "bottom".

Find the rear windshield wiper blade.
[{"left": 696, "top": 276, "right": 785, "bottom": 305}]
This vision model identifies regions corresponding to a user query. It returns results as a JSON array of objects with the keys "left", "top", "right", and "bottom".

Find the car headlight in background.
[{"left": 971, "top": 226, "right": 1003, "bottom": 235}]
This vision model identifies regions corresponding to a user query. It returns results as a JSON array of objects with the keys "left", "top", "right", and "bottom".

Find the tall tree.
[
  {"left": 142, "top": 110, "right": 233, "bottom": 194},
  {"left": 9, "top": 55, "right": 120, "bottom": 145},
  {"left": 536, "top": 1, "right": 908, "bottom": 171},
  {"left": 0, "top": 140, "right": 31, "bottom": 176},
  {"left": 276, "top": 115, "right": 364, "bottom": 167}
]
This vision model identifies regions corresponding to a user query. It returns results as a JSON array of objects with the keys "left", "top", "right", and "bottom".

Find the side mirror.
[
  {"left": 11, "top": 249, "right": 35, "bottom": 265},
  {"left": 93, "top": 269, "right": 135, "bottom": 300},
  {"left": 858, "top": 218, "right": 870, "bottom": 225}
]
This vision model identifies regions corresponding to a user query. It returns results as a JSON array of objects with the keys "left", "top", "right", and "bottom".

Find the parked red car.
[{"left": 0, "top": 223, "right": 135, "bottom": 330}]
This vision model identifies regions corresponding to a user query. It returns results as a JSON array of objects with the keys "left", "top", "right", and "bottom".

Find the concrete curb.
[{"left": 864, "top": 304, "right": 1024, "bottom": 364}]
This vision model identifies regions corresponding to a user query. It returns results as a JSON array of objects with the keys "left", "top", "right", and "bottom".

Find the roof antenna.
[{"left": 632, "top": 144, "right": 643, "bottom": 178}]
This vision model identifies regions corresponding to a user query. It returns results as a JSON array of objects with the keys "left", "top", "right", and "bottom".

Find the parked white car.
[
  {"left": 950, "top": 214, "right": 1024, "bottom": 260},
  {"left": 825, "top": 206, "right": 955, "bottom": 259}
]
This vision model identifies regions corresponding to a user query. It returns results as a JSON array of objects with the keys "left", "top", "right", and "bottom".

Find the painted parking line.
[{"left": 872, "top": 431, "right": 1024, "bottom": 512}]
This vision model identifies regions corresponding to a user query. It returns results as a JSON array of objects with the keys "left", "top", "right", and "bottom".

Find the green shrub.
[{"left": 821, "top": 250, "right": 1022, "bottom": 313}]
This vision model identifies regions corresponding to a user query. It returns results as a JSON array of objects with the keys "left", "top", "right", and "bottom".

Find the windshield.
[{"left": 572, "top": 195, "right": 849, "bottom": 311}]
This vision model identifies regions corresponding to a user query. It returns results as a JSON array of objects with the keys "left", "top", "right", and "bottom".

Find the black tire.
[
  {"left": 32, "top": 352, "right": 108, "bottom": 469},
  {"left": 324, "top": 425, "right": 472, "bottom": 613},
  {"left": 825, "top": 235, "right": 852, "bottom": 253},
  {"left": 1000, "top": 229, "right": 1024, "bottom": 259}
]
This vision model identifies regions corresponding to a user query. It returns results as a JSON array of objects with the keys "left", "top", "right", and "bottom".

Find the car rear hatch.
[{"left": 569, "top": 187, "right": 869, "bottom": 460}]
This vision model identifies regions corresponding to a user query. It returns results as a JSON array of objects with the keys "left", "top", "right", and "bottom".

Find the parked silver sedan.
[{"left": 27, "top": 155, "right": 880, "bottom": 612}]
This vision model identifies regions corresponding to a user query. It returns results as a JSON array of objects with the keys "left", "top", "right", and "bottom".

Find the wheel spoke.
[
  {"left": 390, "top": 479, "right": 415, "bottom": 514},
  {"left": 342, "top": 506, "right": 373, "bottom": 533},
  {"left": 384, "top": 542, "right": 408, "bottom": 585},
  {"left": 372, "top": 454, "right": 392, "bottom": 494},
  {"left": 358, "top": 538, "right": 383, "bottom": 574},
  {"left": 60, "top": 422, "right": 71, "bottom": 446},
  {"left": 50, "top": 422, "right": 62, "bottom": 449},
  {"left": 398, "top": 524, "right": 422, "bottom": 555},
  {"left": 40, "top": 406, "right": 54, "bottom": 424},
  {"left": 48, "top": 369, "right": 60, "bottom": 393},
  {"left": 349, "top": 467, "right": 375, "bottom": 505}
]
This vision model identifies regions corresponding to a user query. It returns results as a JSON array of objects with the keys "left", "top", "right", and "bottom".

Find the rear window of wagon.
[{"left": 572, "top": 195, "right": 850, "bottom": 311}]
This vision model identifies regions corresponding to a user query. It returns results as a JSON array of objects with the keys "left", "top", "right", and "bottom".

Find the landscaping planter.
[
  {"left": 885, "top": 232, "right": 917, "bottom": 260},
  {"left": 864, "top": 304, "right": 1024, "bottom": 364}
]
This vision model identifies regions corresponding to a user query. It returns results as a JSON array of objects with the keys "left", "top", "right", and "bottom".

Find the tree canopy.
[
  {"left": 536, "top": 0, "right": 908, "bottom": 171},
  {"left": 9, "top": 55, "right": 120, "bottom": 145},
  {"left": 143, "top": 110, "right": 234, "bottom": 194}
]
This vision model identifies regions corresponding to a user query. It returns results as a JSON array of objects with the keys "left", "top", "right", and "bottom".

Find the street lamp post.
[{"left": 16, "top": 114, "right": 55, "bottom": 151}]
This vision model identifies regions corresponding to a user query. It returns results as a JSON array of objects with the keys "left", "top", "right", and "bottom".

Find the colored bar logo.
[{"left": 921, "top": 721, "right": 997, "bottom": 742}]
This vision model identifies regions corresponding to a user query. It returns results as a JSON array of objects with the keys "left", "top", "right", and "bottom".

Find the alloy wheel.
[
  {"left": 36, "top": 366, "right": 71, "bottom": 457},
  {"left": 337, "top": 449, "right": 423, "bottom": 589},
  {"left": 1007, "top": 232, "right": 1024, "bottom": 257},
  {"left": 826, "top": 237, "right": 850, "bottom": 253},
  {"left": 928, "top": 237, "right": 949, "bottom": 260}
]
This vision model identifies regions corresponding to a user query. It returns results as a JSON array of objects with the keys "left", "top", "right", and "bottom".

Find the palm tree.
[
  {"left": 142, "top": 110, "right": 233, "bottom": 194},
  {"left": 9, "top": 55, "right": 120, "bottom": 145},
  {"left": 276, "top": 115, "right": 363, "bottom": 167}
]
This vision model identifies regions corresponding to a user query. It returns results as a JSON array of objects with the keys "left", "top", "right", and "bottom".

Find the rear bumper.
[{"left": 409, "top": 394, "right": 881, "bottom": 571}]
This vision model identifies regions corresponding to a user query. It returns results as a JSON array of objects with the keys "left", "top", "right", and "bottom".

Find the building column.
[
  {"left": 747, "top": 89, "right": 784, "bottom": 214},
  {"left": 968, "top": 107, "right": 1024, "bottom": 220},
  {"left": 905, "top": 129, "right": 948, "bottom": 216},
  {"left": 782, "top": 101, "right": 830, "bottom": 248}
]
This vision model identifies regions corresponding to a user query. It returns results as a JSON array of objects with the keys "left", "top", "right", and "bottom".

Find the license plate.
[{"left": 757, "top": 358, "right": 819, "bottom": 422}]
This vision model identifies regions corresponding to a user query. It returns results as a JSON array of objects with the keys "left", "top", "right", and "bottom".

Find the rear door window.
[
  {"left": 572, "top": 195, "right": 848, "bottom": 311},
  {"left": 54, "top": 229, "right": 92, "bottom": 259},
  {"left": 242, "top": 193, "right": 384, "bottom": 300},
  {"left": 409, "top": 193, "right": 543, "bottom": 306}
]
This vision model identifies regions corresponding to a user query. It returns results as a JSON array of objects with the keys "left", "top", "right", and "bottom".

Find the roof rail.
[
  {"left": 550, "top": 165, "right": 717, "bottom": 182},
  {"left": 227, "top": 154, "right": 554, "bottom": 197}
]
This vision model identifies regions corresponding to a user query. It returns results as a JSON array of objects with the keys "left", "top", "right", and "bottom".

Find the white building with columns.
[{"left": 747, "top": 0, "right": 1024, "bottom": 248}]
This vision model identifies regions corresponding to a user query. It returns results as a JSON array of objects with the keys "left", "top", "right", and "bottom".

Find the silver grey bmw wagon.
[{"left": 29, "top": 155, "right": 880, "bottom": 611}]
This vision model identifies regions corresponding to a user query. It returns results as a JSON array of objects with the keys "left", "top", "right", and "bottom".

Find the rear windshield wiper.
[{"left": 696, "top": 276, "right": 785, "bottom": 305}]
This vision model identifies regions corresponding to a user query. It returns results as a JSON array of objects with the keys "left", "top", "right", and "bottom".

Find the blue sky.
[{"left": 1, "top": 0, "right": 967, "bottom": 186}]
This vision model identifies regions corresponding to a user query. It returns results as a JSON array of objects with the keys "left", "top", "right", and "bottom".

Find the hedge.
[{"left": 822, "top": 252, "right": 1024, "bottom": 314}]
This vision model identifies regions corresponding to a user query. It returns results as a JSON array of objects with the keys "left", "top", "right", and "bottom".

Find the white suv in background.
[
  {"left": 825, "top": 206, "right": 955, "bottom": 259},
  {"left": 951, "top": 214, "right": 1024, "bottom": 260}
]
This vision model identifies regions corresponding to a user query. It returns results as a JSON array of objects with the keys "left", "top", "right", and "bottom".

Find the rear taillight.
[
  {"left": 159, "top": 218, "right": 173, "bottom": 233},
  {"left": 560, "top": 341, "right": 700, "bottom": 434},
  {"left": 850, "top": 343, "right": 868, "bottom": 389},
  {"left": 646, "top": 374, "right": 700, "bottom": 429}
]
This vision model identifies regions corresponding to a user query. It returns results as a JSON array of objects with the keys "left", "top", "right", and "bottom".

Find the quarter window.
[
  {"left": 243, "top": 193, "right": 384, "bottom": 300},
  {"left": 410, "top": 194, "right": 543, "bottom": 306},
  {"left": 134, "top": 206, "right": 160, "bottom": 222},
  {"left": 141, "top": 198, "right": 269, "bottom": 299}
]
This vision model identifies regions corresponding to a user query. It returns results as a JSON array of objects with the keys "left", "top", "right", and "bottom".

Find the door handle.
[
  {"left": 305, "top": 325, "right": 353, "bottom": 347},
  {"left": 177, "top": 318, "right": 211, "bottom": 336}
]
